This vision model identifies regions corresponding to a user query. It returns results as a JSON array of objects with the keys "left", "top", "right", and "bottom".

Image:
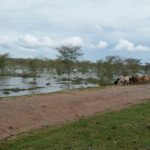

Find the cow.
[
  {"left": 140, "top": 75, "right": 150, "bottom": 82},
  {"left": 114, "top": 78, "right": 120, "bottom": 85},
  {"left": 114, "top": 76, "right": 130, "bottom": 85},
  {"left": 115, "top": 74, "right": 150, "bottom": 85},
  {"left": 129, "top": 75, "right": 141, "bottom": 84}
]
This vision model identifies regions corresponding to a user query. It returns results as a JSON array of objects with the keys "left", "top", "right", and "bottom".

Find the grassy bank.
[{"left": 0, "top": 101, "right": 150, "bottom": 150}]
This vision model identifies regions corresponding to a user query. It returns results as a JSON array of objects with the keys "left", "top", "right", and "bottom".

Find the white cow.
[{"left": 118, "top": 76, "right": 130, "bottom": 85}]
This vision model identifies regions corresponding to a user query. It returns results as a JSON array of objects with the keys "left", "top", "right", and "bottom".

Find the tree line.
[{"left": 0, "top": 45, "right": 150, "bottom": 85}]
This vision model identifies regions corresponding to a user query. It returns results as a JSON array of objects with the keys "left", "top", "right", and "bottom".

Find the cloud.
[
  {"left": 21, "top": 35, "right": 83, "bottom": 49},
  {"left": 91, "top": 40, "right": 108, "bottom": 49},
  {"left": 0, "top": 34, "right": 84, "bottom": 52},
  {"left": 115, "top": 39, "right": 150, "bottom": 52},
  {"left": 0, "top": 36, "right": 14, "bottom": 49},
  {"left": 61, "top": 36, "right": 83, "bottom": 47},
  {"left": 21, "top": 34, "right": 39, "bottom": 48},
  {"left": 97, "top": 41, "right": 108, "bottom": 49},
  {"left": 1, "top": 0, "right": 150, "bottom": 36},
  {"left": 0, "top": 0, "right": 150, "bottom": 61},
  {"left": 19, "top": 34, "right": 56, "bottom": 49},
  {"left": 0, "top": 36, "right": 9, "bottom": 45}
]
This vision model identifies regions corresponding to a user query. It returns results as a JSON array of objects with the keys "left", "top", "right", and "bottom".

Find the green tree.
[
  {"left": 57, "top": 45, "right": 83, "bottom": 86},
  {"left": 124, "top": 58, "right": 141, "bottom": 75},
  {"left": 96, "top": 60, "right": 113, "bottom": 85},
  {"left": 77, "top": 61, "right": 93, "bottom": 74},
  {"left": 28, "top": 58, "right": 39, "bottom": 81},
  {"left": 96, "top": 56, "right": 124, "bottom": 85},
  {"left": 54, "top": 59, "right": 66, "bottom": 75},
  {"left": 0, "top": 53, "right": 9, "bottom": 75},
  {"left": 144, "top": 63, "right": 150, "bottom": 75}
]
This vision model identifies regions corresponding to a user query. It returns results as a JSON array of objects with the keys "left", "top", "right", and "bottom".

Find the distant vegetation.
[{"left": 0, "top": 47, "right": 150, "bottom": 85}]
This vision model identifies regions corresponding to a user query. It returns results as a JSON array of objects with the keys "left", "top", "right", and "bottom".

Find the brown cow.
[
  {"left": 129, "top": 75, "right": 141, "bottom": 84},
  {"left": 140, "top": 75, "right": 150, "bottom": 81}
]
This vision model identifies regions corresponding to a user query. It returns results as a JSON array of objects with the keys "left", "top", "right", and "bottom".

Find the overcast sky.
[{"left": 0, "top": 0, "right": 150, "bottom": 62}]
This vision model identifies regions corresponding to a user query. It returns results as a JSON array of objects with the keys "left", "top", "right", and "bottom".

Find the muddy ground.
[{"left": 0, "top": 84, "right": 150, "bottom": 140}]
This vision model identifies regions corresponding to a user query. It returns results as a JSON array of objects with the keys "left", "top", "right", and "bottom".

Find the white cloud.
[
  {"left": 21, "top": 34, "right": 59, "bottom": 49},
  {"left": 115, "top": 39, "right": 134, "bottom": 51},
  {"left": 61, "top": 36, "right": 83, "bottom": 47},
  {"left": 91, "top": 40, "right": 108, "bottom": 49},
  {"left": 22, "top": 34, "right": 39, "bottom": 47},
  {"left": 115, "top": 39, "right": 150, "bottom": 52},
  {"left": 0, "top": 36, "right": 14, "bottom": 49},
  {"left": 40, "top": 36, "right": 61, "bottom": 48},
  {"left": 1, "top": 0, "right": 150, "bottom": 35},
  {"left": 97, "top": 41, "right": 108, "bottom": 49},
  {"left": 0, "top": 36, "right": 9, "bottom": 45},
  {"left": 135, "top": 45, "right": 150, "bottom": 51},
  {"left": 0, "top": 0, "right": 150, "bottom": 61},
  {"left": 0, "top": 34, "right": 84, "bottom": 51}
]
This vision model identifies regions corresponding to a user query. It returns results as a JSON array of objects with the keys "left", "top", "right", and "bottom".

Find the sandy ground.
[{"left": 0, "top": 84, "right": 150, "bottom": 140}]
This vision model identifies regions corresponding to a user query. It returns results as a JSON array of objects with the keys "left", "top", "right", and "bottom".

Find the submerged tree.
[
  {"left": 0, "top": 53, "right": 9, "bottom": 75},
  {"left": 28, "top": 58, "right": 39, "bottom": 82},
  {"left": 57, "top": 45, "right": 83, "bottom": 86}
]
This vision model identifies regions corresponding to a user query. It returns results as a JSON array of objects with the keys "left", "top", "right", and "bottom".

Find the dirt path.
[{"left": 0, "top": 84, "right": 150, "bottom": 140}]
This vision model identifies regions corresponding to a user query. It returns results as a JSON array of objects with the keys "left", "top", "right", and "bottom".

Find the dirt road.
[{"left": 0, "top": 84, "right": 150, "bottom": 140}]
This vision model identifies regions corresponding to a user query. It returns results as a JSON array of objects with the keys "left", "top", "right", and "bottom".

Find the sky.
[{"left": 0, "top": 0, "right": 150, "bottom": 62}]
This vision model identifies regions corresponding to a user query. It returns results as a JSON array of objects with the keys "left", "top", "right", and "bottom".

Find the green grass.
[{"left": 0, "top": 102, "right": 150, "bottom": 150}]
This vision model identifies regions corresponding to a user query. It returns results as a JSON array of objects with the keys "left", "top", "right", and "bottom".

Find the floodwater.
[{"left": 0, "top": 72, "right": 97, "bottom": 97}]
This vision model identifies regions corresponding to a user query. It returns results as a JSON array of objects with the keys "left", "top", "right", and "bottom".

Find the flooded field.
[{"left": 0, "top": 72, "right": 97, "bottom": 97}]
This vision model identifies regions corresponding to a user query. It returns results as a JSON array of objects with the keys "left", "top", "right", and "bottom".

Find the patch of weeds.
[
  {"left": 3, "top": 91, "right": 10, "bottom": 95},
  {"left": 0, "top": 87, "right": 44, "bottom": 93},
  {"left": 28, "top": 81, "right": 37, "bottom": 84}
]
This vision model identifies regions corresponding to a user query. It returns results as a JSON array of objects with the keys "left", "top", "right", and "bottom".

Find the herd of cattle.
[{"left": 114, "top": 75, "right": 150, "bottom": 85}]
